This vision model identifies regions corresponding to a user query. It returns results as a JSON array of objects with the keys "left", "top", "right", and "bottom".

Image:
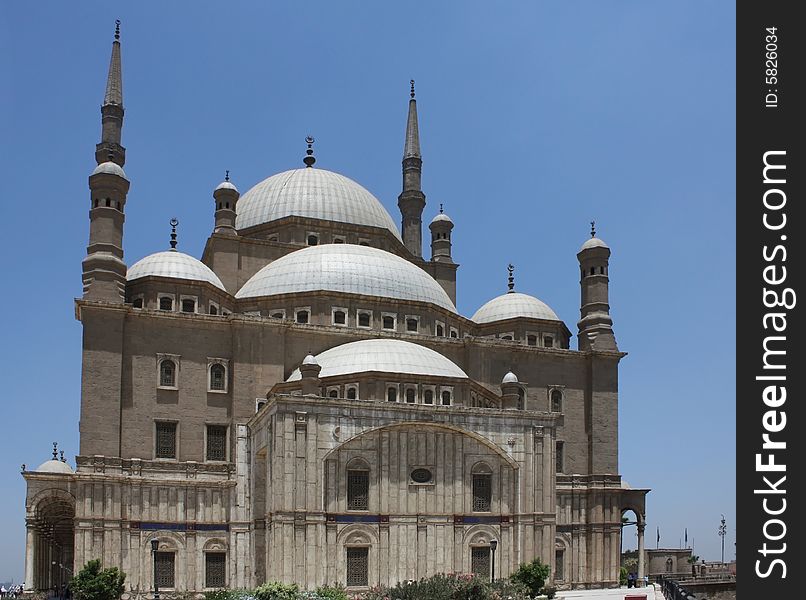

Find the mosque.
[{"left": 21, "top": 23, "right": 648, "bottom": 594}]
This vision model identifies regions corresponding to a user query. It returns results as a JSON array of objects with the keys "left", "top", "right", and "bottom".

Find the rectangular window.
[
  {"left": 555, "top": 549, "right": 565, "bottom": 581},
  {"left": 155, "top": 551, "right": 175, "bottom": 588},
  {"left": 347, "top": 470, "right": 369, "bottom": 510},
  {"left": 471, "top": 547, "right": 490, "bottom": 579},
  {"left": 155, "top": 422, "right": 177, "bottom": 459},
  {"left": 206, "top": 425, "right": 227, "bottom": 461},
  {"left": 544, "top": 336, "right": 554, "bottom": 348},
  {"left": 346, "top": 547, "right": 369, "bottom": 587},
  {"left": 205, "top": 552, "right": 226, "bottom": 588},
  {"left": 472, "top": 474, "right": 492, "bottom": 512},
  {"left": 556, "top": 441, "right": 565, "bottom": 474}
]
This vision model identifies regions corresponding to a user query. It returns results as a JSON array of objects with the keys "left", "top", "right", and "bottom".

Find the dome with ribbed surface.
[
  {"left": 287, "top": 339, "right": 467, "bottom": 381},
  {"left": 236, "top": 168, "right": 401, "bottom": 238},
  {"left": 236, "top": 244, "right": 457, "bottom": 312},
  {"left": 471, "top": 292, "right": 559, "bottom": 323},
  {"left": 127, "top": 251, "right": 226, "bottom": 290}
]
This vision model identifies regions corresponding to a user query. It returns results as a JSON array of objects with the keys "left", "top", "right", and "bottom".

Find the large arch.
[{"left": 28, "top": 490, "right": 76, "bottom": 591}]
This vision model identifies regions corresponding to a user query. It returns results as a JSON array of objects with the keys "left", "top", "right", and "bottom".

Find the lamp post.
[
  {"left": 718, "top": 515, "right": 727, "bottom": 564},
  {"left": 150, "top": 539, "right": 160, "bottom": 600},
  {"left": 489, "top": 539, "right": 498, "bottom": 583}
]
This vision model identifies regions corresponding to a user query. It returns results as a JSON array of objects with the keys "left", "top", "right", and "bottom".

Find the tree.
[
  {"left": 70, "top": 559, "right": 126, "bottom": 600},
  {"left": 510, "top": 557, "right": 551, "bottom": 596}
]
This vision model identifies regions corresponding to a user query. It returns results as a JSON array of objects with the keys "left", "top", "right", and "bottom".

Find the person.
[{"left": 627, "top": 572, "right": 634, "bottom": 588}]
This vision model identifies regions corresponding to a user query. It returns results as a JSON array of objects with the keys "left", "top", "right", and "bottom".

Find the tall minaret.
[
  {"left": 398, "top": 80, "right": 426, "bottom": 257},
  {"left": 577, "top": 221, "right": 618, "bottom": 351},
  {"left": 82, "top": 21, "right": 129, "bottom": 302}
]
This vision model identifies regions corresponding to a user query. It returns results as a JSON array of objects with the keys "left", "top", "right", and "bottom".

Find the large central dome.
[
  {"left": 236, "top": 168, "right": 401, "bottom": 239},
  {"left": 236, "top": 244, "right": 457, "bottom": 312}
]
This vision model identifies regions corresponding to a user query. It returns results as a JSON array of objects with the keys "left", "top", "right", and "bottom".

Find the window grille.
[
  {"left": 556, "top": 441, "right": 565, "bottom": 473},
  {"left": 160, "top": 360, "right": 176, "bottom": 387},
  {"left": 555, "top": 549, "right": 565, "bottom": 581},
  {"left": 334, "top": 310, "right": 346, "bottom": 325},
  {"left": 210, "top": 364, "right": 226, "bottom": 391},
  {"left": 154, "top": 551, "right": 175, "bottom": 588},
  {"left": 346, "top": 547, "right": 369, "bottom": 587},
  {"left": 436, "top": 324, "right": 444, "bottom": 336},
  {"left": 347, "top": 470, "right": 369, "bottom": 510},
  {"left": 544, "top": 336, "right": 554, "bottom": 348},
  {"left": 441, "top": 390, "right": 451, "bottom": 405},
  {"left": 382, "top": 316, "right": 395, "bottom": 329},
  {"left": 471, "top": 547, "right": 490, "bottom": 579},
  {"left": 406, "top": 318, "right": 418, "bottom": 332},
  {"left": 423, "top": 390, "right": 433, "bottom": 404},
  {"left": 472, "top": 473, "right": 492, "bottom": 512},
  {"left": 329, "top": 389, "right": 339, "bottom": 398},
  {"left": 205, "top": 552, "right": 226, "bottom": 588},
  {"left": 181, "top": 298, "right": 196, "bottom": 313},
  {"left": 527, "top": 335, "right": 537, "bottom": 346},
  {"left": 206, "top": 425, "right": 227, "bottom": 461},
  {"left": 159, "top": 296, "right": 173, "bottom": 311},
  {"left": 155, "top": 422, "right": 177, "bottom": 459},
  {"left": 347, "top": 387, "right": 357, "bottom": 400},
  {"left": 358, "top": 312, "right": 370, "bottom": 327},
  {"left": 387, "top": 387, "right": 397, "bottom": 402},
  {"left": 405, "top": 388, "right": 416, "bottom": 403}
]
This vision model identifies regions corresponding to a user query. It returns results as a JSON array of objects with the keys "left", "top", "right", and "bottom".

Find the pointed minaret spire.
[
  {"left": 398, "top": 80, "right": 426, "bottom": 257},
  {"left": 96, "top": 20, "right": 126, "bottom": 166},
  {"left": 591, "top": 220, "right": 596, "bottom": 237},
  {"left": 303, "top": 136, "right": 316, "bottom": 167}
]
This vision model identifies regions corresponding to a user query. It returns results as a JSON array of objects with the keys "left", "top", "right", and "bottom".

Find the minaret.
[
  {"left": 398, "top": 80, "right": 426, "bottom": 257},
  {"left": 95, "top": 20, "right": 125, "bottom": 166},
  {"left": 213, "top": 170, "right": 239, "bottom": 235},
  {"left": 429, "top": 204, "right": 454, "bottom": 262},
  {"left": 577, "top": 221, "right": 618, "bottom": 351},
  {"left": 82, "top": 22, "right": 130, "bottom": 302}
]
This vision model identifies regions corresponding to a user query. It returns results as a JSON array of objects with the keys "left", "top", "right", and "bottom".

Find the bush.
[
  {"left": 205, "top": 591, "right": 254, "bottom": 600},
  {"left": 70, "top": 559, "right": 126, "bottom": 600},
  {"left": 509, "top": 558, "right": 551, "bottom": 597},
  {"left": 254, "top": 582, "right": 300, "bottom": 600},
  {"left": 619, "top": 567, "right": 628, "bottom": 586},
  {"left": 357, "top": 572, "right": 532, "bottom": 600},
  {"left": 311, "top": 584, "right": 350, "bottom": 600}
]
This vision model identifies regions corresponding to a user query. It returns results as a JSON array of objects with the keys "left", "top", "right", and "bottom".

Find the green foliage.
[
  {"left": 358, "top": 573, "right": 531, "bottom": 600},
  {"left": 687, "top": 554, "right": 700, "bottom": 564},
  {"left": 204, "top": 590, "right": 253, "bottom": 600},
  {"left": 254, "top": 582, "right": 300, "bottom": 600},
  {"left": 69, "top": 559, "right": 126, "bottom": 600},
  {"left": 509, "top": 557, "right": 551, "bottom": 596},
  {"left": 619, "top": 566, "right": 628, "bottom": 586},
  {"left": 311, "top": 584, "right": 350, "bottom": 600}
]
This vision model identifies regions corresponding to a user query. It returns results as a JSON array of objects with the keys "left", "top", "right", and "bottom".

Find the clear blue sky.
[{"left": 0, "top": 1, "right": 735, "bottom": 581}]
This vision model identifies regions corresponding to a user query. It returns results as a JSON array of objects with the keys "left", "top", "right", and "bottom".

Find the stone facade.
[{"left": 21, "top": 26, "right": 647, "bottom": 596}]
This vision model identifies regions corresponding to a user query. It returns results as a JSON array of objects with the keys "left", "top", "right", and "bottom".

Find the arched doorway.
[
  {"left": 620, "top": 508, "right": 645, "bottom": 581},
  {"left": 30, "top": 494, "right": 75, "bottom": 591}
]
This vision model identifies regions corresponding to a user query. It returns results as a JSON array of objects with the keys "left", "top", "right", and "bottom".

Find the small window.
[
  {"left": 154, "top": 551, "right": 175, "bottom": 587},
  {"left": 387, "top": 387, "right": 397, "bottom": 402},
  {"left": 159, "top": 360, "right": 177, "bottom": 388},
  {"left": 270, "top": 310, "right": 285, "bottom": 319},
  {"left": 268, "top": 235, "right": 279, "bottom": 242},
  {"left": 410, "top": 468, "right": 432, "bottom": 483},
  {"left": 436, "top": 324, "right": 444, "bottom": 337},
  {"left": 472, "top": 472, "right": 492, "bottom": 512},
  {"left": 347, "top": 469, "right": 369, "bottom": 511},
  {"left": 346, "top": 386, "right": 358, "bottom": 400},
  {"left": 527, "top": 334, "right": 537, "bottom": 346},
  {"left": 501, "top": 334, "right": 513, "bottom": 341},
  {"left": 551, "top": 389, "right": 563, "bottom": 412},
  {"left": 159, "top": 296, "right": 174, "bottom": 311},
  {"left": 155, "top": 422, "right": 177, "bottom": 459},
  {"left": 209, "top": 304, "right": 218, "bottom": 316},
  {"left": 205, "top": 552, "right": 226, "bottom": 588},
  {"left": 405, "top": 388, "right": 416, "bottom": 403},
  {"left": 296, "top": 310, "right": 309, "bottom": 324},
  {"left": 328, "top": 389, "right": 339, "bottom": 398},
  {"left": 441, "top": 390, "right": 451, "bottom": 406},
  {"left": 346, "top": 547, "right": 369, "bottom": 587},
  {"left": 556, "top": 441, "right": 565, "bottom": 473},
  {"left": 307, "top": 234, "right": 319, "bottom": 246},
  {"left": 358, "top": 312, "right": 371, "bottom": 328},
  {"left": 333, "top": 310, "right": 347, "bottom": 325},
  {"left": 358, "top": 239, "right": 371, "bottom": 247},
  {"left": 449, "top": 327, "right": 459, "bottom": 338},
  {"left": 590, "top": 267, "right": 596, "bottom": 276},
  {"left": 382, "top": 315, "right": 395, "bottom": 330},
  {"left": 544, "top": 336, "right": 554, "bottom": 348},
  {"left": 333, "top": 236, "right": 346, "bottom": 244},
  {"left": 206, "top": 425, "right": 227, "bottom": 461},
  {"left": 132, "top": 297, "right": 144, "bottom": 309},
  {"left": 471, "top": 547, "right": 490, "bottom": 579},
  {"left": 423, "top": 389, "right": 434, "bottom": 405},
  {"left": 209, "top": 363, "right": 226, "bottom": 391},
  {"left": 406, "top": 318, "right": 418, "bottom": 332},
  {"left": 555, "top": 549, "right": 565, "bottom": 581},
  {"left": 181, "top": 298, "right": 196, "bottom": 313}
]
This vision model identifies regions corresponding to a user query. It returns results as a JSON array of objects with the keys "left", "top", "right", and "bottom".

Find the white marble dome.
[
  {"left": 502, "top": 371, "right": 519, "bottom": 384},
  {"left": 580, "top": 236, "right": 609, "bottom": 251},
  {"left": 236, "top": 168, "right": 401, "bottom": 239},
  {"left": 287, "top": 339, "right": 468, "bottom": 381},
  {"left": 471, "top": 292, "right": 559, "bottom": 323},
  {"left": 35, "top": 459, "right": 74, "bottom": 474},
  {"left": 127, "top": 251, "right": 226, "bottom": 290},
  {"left": 236, "top": 244, "right": 457, "bottom": 312},
  {"left": 91, "top": 161, "right": 127, "bottom": 179}
]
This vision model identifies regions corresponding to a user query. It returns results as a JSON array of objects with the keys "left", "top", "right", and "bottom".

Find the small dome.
[
  {"left": 472, "top": 292, "right": 560, "bottom": 323},
  {"left": 430, "top": 212, "right": 453, "bottom": 226},
  {"left": 502, "top": 371, "right": 518, "bottom": 384},
  {"left": 215, "top": 180, "right": 239, "bottom": 193},
  {"left": 236, "top": 168, "right": 401, "bottom": 239},
  {"left": 580, "top": 236, "right": 609, "bottom": 251},
  {"left": 35, "top": 459, "right": 74, "bottom": 474},
  {"left": 91, "top": 161, "right": 127, "bottom": 179},
  {"left": 302, "top": 353, "right": 318, "bottom": 366},
  {"left": 127, "top": 251, "right": 226, "bottom": 290},
  {"left": 287, "top": 339, "right": 468, "bottom": 381},
  {"left": 236, "top": 244, "right": 457, "bottom": 312}
]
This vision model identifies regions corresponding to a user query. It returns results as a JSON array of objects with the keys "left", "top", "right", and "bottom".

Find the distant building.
[{"left": 21, "top": 24, "right": 648, "bottom": 595}]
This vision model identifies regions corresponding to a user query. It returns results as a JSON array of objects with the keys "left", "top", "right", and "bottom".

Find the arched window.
[
  {"left": 159, "top": 296, "right": 174, "bottom": 311},
  {"left": 347, "top": 462, "right": 369, "bottom": 511},
  {"left": 436, "top": 324, "right": 444, "bottom": 337},
  {"left": 405, "top": 388, "right": 416, "bottom": 403},
  {"left": 160, "top": 360, "right": 176, "bottom": 388},
  {"left": 551, "top": 389, "right": 563, "bottom": 412},
  {"left": 358, "top": 312, "right": 371, "bottom": 328},
  {"left": 527, "top": 334, "right": 537, "bottom": 346},
  {"left": 387, "top": 387, "right": 397, "bottom": 402},
  {"left": 441, "top": 390, "right": 452, "bottom": 406},
  {"left": 665, "top": 557, "right": 674, "bottom": 573},
  {"left": 406, "top": 318, "right": 418, "bottom": 332},
  {"left": 307, "top": 234, "right": 319, "bottom": 246},
  {"left": 346, "top": 386, "right": 358, "bottom": 400},
  {"left": 382, "top": 315, "right": 395, "bottom": 330},
  {"left": 471, "top": 463, "right": 492, "bottom": 512},
  {"left": 209, "top": 304, "right": 218, "bottom": 316},
  {"left": 296, "top": 310, "right": 309, "bottom": 324},
  {"left": 450, "top": 328, "right": 458, "bottom": 338},
  {"left": 590, "top": 267, "right": 596, "bottom": 276},
  {"left": 501, "top": 335, "right": 513, "bottom": 341},
  {"left": 132, "top": 297, "right": 144, "bottom": 309},
  {"left": 544, "top": 336, "right": 554, "bottom": 348},
  {"left": 328, "top": 389, "right": 339, "bottom": 398},
  {"left": 209, "top": 364, "right": 226, "bottom": 391},
  {"left": 423, "top": 389, "right": 434, "bottom": 405},
  {"left": 181, "top": 298, "right": 196, "bottom": 313},
  {"left": 333, "top": 310, "right": 346, "bottom": 325}
]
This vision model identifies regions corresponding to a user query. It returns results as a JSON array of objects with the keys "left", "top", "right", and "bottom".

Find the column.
[
  {"left": 25, "top": 526, "right": 35, "bottom": 591},
  {"left": 637, "top": 522, "right": 645, "bottom": 580}
]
